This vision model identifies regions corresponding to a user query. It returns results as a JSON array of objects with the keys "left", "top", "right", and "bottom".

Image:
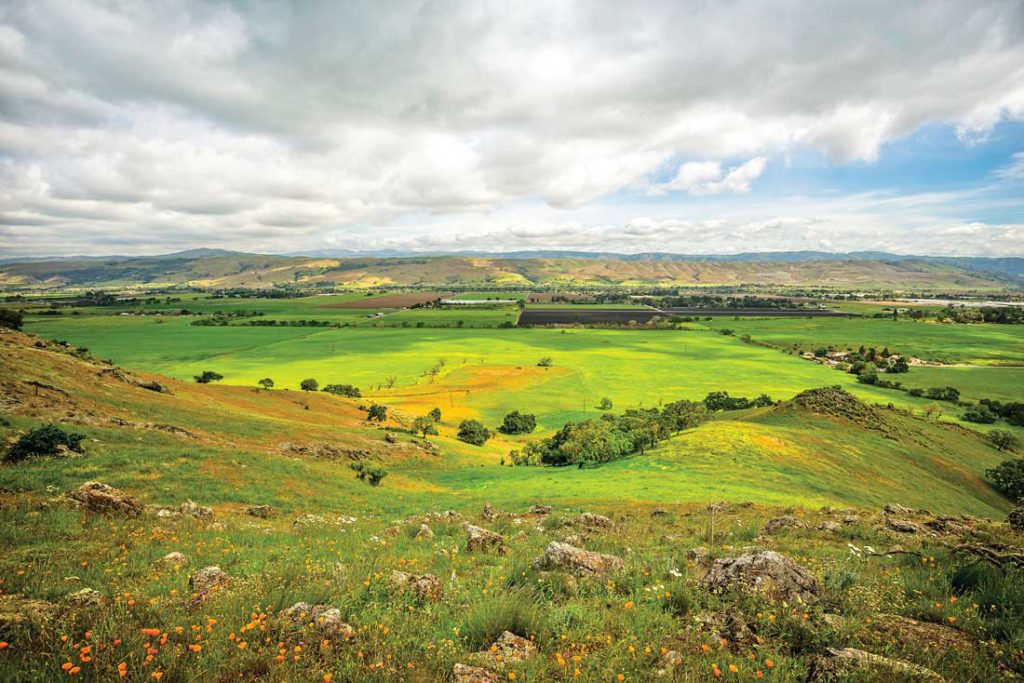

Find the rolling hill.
[{"left": 0, "top": 251, "right": 1018, "bottom": 291}]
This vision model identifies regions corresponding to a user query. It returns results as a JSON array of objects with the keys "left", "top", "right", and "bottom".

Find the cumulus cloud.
[{"left": 1, "top": 1, "right": 1023, "bottom": 256}]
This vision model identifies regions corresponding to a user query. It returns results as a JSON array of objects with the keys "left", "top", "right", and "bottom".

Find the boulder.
[
  {"left": 188, "top": 566, "right": 228, "bottom": 595},
  {"left": 701, "top": 551, "right": 819, "bottom": 603},
  {"left": 574, "top": 512, "right": 613, "bottom": 529},
  {"left": 1008, "top": 505, "right": 1024, "bottom": 533},
  {"left": 415, "top": 523, "right": 434, "bottom": 540},
  {"left": 453, "top": 663, "right": 500, "bottom": 683},
  {"left": 246, "top": 504, "right": 275, "bottom": 519},
  {"left": 842, "top": 514, "right": 860, "bottom": 525},
  {"left": 532, "top": 541, "right": 624, "bottom": 576},
  {"left": 762, "top": 515, "right": 804, "bottom": 534},
  {"left": 67, "top": 481, "right": 143, "bottom": 517},
  {"left": 469, "top": 631, "right": 535, "bottom": 665},
  {"left": 924, "top": 516, "right": 972, "bottom": 536},
  {"left": 859, "top": 614, "right": 974, "bottom": 656},
  {"left": 464, "top": 524, "right": 505, "bottom": 553},
  {"left": 808, "top": 647, "right": 944, "bottom": 682},
  {"left": 527, "top": 505, "right": 552, "bottom": 515},
  {"left": 0, "top": 595, "right": 60, "bottom": 634},
  {"left": 280, "top": 602, "right": 355, "bottom": 639},
  {"left": 651, "top": 507, "right": 669, "bottom": 517},
  {"left": 178, "top": 501, "right": 214, "bottom": 519},
  {"left": 390, "top": 571, "right": 444, "bottom": 602},
  {"left": 817, "top": 521, "right": 841, "bottom": 533},
  {"left": 481, "top": 504, "right": 498, "bottom": 521},
  {"left": 884, "top": 503, "right": 915, "bottom": 516},
  {"left": 65, "top": 588, "right": 106, "bottom": 608},
  {"left": 685, "top": 546, "right": 709, "bottom": 563},
  {"left": 157, "top": 551, "right": 188, "bottom": 567},
  {"left": 886, "top": 518, "right": 926, "bottom": 534}
]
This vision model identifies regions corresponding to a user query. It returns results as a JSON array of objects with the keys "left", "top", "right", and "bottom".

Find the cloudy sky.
[{"left": 2, "top": 1, "right": 1023, "bottom": 258}]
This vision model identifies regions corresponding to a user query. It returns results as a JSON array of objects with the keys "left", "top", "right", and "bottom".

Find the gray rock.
[
  {"left": 763, "top": 515, "right": 805, "bottom": 534},
  {"left": 246, "top": 504, "right": 275, "bottom": 518},
  {"left": 532, "top": 541, "right": 624, "bottom": 576},
  {"left": 67, "top": 481, "right": 143, "bottom": 517},
  {"left": 701, "top": 551, "right": 819, "bottom": 603},
  {"left": 280, "top": 602, "right": 355, "bottom": 639},
  {"left": 464, "top": 524, "right": 505, "bottom": 553},
  {"left": 157, "top": 551, "right": 188, "bottom": 567},
  {"left": 188, "top": 566, "right": 228, "bottom": 595},
  {"left": 808, "top": 647, "right": 945, "bottom": 682},
  {"left": 390, "top": 571, "right": 444, "bottom": 602},
  {"left": 65, "top": 588, "right": 106, "bottom": 608}
]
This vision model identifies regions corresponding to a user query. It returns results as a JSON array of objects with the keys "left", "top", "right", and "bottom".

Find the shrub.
[
  {"left": 5, "top": 424, "right": 85, "bottom": 463},
  {"left": 194, "top": 370, "right": 223, "bottom": 384},
  {"left": 457, "top": 419, "right": 492, "bottom": 446},
  {"left": 367, "top": 404, "right": 388, "bottom": 422},
  {"left": 536, "top": 357, "right": 553, "bottom": 368},
  {"left": 428, "top": 407, "right": 442, "bottom": 422},
  {"left": 499, "top": 410, "right": 537, "bottom": 435},
  {"left": 598, "top": 397, "right": 613, "bottom": 411},
  {"left": 351, "top": 462, "right": 388, "bottom": 486},
  {"left": 300, "top": 378, "right": 319, "bottom": 392},
  {"left": 412, "top": 415, "right": 438, "bottom": 437},
  {"left": 987, "top": 430, "right": 1020, "bottom": 453},
  {"left": 322, "top": 383, "right": 360, "bottom": 398},
  {"left": 963, "top": 405, "right": 997, "bottom": 424},
  {"left": 0, "top": 309, "right": 23, "bottom": 330},
  {"left": 986, "top": 459, "right": 1024, "bottom": 500}
]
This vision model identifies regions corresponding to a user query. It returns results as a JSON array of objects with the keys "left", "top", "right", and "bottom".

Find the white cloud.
[{"left": 0, "top": 1, "right": 1023, "bottom": 256}]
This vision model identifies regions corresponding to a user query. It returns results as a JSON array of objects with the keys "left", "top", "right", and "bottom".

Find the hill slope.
[{"left": 0, "top": 252, "right": 1015, "bottom": 291}]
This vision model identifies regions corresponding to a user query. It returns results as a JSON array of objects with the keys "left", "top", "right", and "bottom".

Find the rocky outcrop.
[
  {"left": 701, "top": 551, "right": 819, "bottom": 603},
  {"left": 574, "top": 512, "right": 613, "bottom": 529},
  {"left": 527, "top": 505, "right": 552, "bottom": 515},
  {"left": 884, "top": 503, "right": 915, "bottom": 516},
  {"left": 886, "top": 518, "right": 926, "bottom": 534},
  {"left": 0, "top": 595, "right": 60, "bottom": 634},
  {"left": 532, "top": 541, "right": 624, "bottom": 576},
  {"left": 188, "top": 566, "right": 228, "bottom": 595},
  {"left": 67, "top": 481, "right": 143, "bottom": 517},
  {"left": 464, "top": 524, "right": 505, "bottom": 553},
  {"left": 808, "top": 647, "right": 944, "bottom": 682},
  {"left": 415, "top": 523, "right": 434, "bottom": 540},
  {"left": 390, "top": 571, "right": 444, "bottom": 602},
  {"left": 154, "top": 500, "right": 214, "bottom": 519},
  {"left": 481, "top": 504, "right": 498, "bottom": 520},
  {"left": 1008, "top": 505, "right": 1024, "bottom": 533},
  {"left": 65, "top": 588, "right": 105, "bottom": 608},
  {"left": 817, "top": 521, "right": 841, "bottom": 532},
  {"left": 280, "top": 602, "right": 355, "bottom": 639},
  {"left": 246, "top": 504, "right": 274, "bottom": 518},
  {"left": 762, "top": 515, "right": 804, "bottom": 534},
  {"left": 859, "top": 614, "right": 974, "bottom": 656},
  {"left": 453, "top": 663, "right": 500, "bottom": 683},
  {"left": 467, "top": 631, "right": 536, "bottom": 666},
  {"left": 157, "top": 552, "right": 188, "bottom": 567}
]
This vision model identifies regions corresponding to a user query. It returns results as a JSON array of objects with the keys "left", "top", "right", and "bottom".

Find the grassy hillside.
[{"left": 1, "top": 253, "right": 1015, "bottom": 291}]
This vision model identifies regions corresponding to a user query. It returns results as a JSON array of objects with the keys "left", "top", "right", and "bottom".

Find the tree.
[
  {"left": 258, "top": 378, "right": 275, "bottom": 390},
  {"left": 351, "top": 461, "right": 388, "bottom": 486},
  {"left": 536, "top": 357, "right": 553, "bottom": 368},
  {"left": 322, "top": 384, "right": 361, "bottom": 398},
  {"left": 0, "top": 309, "right": 24, "bottom": 331},
  {"left": 5, "top": 424, "right": 85, "bottom": 463},
  {"left": 457, "top": 419, "right": 491, "bottom": 446},
  {"left": 889, "top": 357, "right": 910, "bottom": 373},
  {"left": 194, "top": 370, "right": 224, "bottom": 384},
  {"left": 986, "top": 458, "right": 1024, "bottom": 500},
  {"left": 499, "top": 410, "right": 537, "bottom": 435},
  {"left": 963, "top": 405, "right": 997, "bottom": 424},
  {"left": 300, "top": 378, "right": 319, "bottom": 392},
  {"left": 367, "top": 404, "right": 388, "bottom": 422},
  {"left": 598, "top": 397, "right": 613, "bottom": 411},
  {"left": 428, "top": 407, "right": 442, "bottom": 422},
  {"left": 413, "top": 415, "right": 438, "bottom": 438},
  {"left": 988, "top": 430, "right": 1021, "bottom": 453}
]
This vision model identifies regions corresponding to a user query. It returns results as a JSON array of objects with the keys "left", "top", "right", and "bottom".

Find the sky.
[{"left": 1, "top": 1, "right": 1023, "bottom": 258}]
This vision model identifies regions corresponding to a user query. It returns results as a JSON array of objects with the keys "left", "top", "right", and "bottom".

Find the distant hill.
[{"left": 0, "top": 250, "right": 1020, "bottom": 291}]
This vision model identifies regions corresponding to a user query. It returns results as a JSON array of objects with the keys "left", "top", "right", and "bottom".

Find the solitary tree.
[
  {"left": 367, "top": 404, "right": 388, "bottom": 422},
  {"left": 988, "top": 430, "right": 1021, "bottom": 453},
  {"left": 300, "top": 378, "right": 319, "bottom": 392},
  {"left": 499, "top": 410, "right": 537, "bottom": 435},
  {"left": 258, "top": 378, "right": 275, "bottom": 390},
  {"left": 428, "top": 407, "right": 442, "bottom": 422},
  {"left": 457, "top": 419, "right": 492, "bottom": 446},
  {"left": 598, "top": 397, "right": 613, "bottom": 411},
  {"left": 413, "top": 415, "right": 438, "bottom": 438},
  {"left": 194, "top": 370, "right": 224, "bottom": 384}
]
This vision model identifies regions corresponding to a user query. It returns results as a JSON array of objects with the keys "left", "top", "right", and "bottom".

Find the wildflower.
[
  {"left": 756, "top": 673, "right": 764, "bottom": 679},
  {"left": 0, "top": 642, "right": 7, "bottom": 650},
  {"left": 617, "top": 675, "right": 625, "bottom": 681},
  {"left": 712, "top": 664, "right": 722, "bottom": 677},
  {"left": 729, "top": 664, "right": 738, "bottom": 673},
  {"left": 623, "top": 601, "right": 634, "bottom": 609},
  {"left": 765, "top": 659, "right": 775, "bottom": 668},
  {"left": 69, "top": 666, "right": 81, "bottom": 675},
  {"left": 324, "top": 675, "right": 333, "bottom": 683}
]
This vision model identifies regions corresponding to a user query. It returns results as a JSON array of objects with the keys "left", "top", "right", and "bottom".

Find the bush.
[
  {"left": 5, "top": 424, "right": 85, "bottom": 463},
  {"left": 458, "top": 419, "right": 492, "bottom": 446},
  {"left": 499, "top": 410, "right": 537, "bottom": 435},
  {"left": 300, "top": 378, "right": 319, "bottom": 392},
  {"left": 351, "top": 462, "right": 388, "bottom": 486},
  {"left": 536, "top": 357, "right": 553, "bottom": 368},
  {"left": 0, "top": 309, "right": 24, "bottom": 330},
  {"left": 428, "top": 407, "right": 442, "bottom": 422},
  {"left": 963, "top": 405, "right": 997, "bottom": 424},
  {"left": 987, "top": 430, "right": 1020, "bottom": 452},
  {"left": 194, "top": 370, "right": 223, "bottom": 384},
  {"left": 986, "top": 459, "right": 1024, "bottom": 500},
  {"left": 412, "top": 415, "right": 438, "bottom": 437},
  {"left": 367, "top": 404, "right": 388, "bottom": 422},
  {"left": 322, "top": 383, "right": 360, "bottom": 398}
]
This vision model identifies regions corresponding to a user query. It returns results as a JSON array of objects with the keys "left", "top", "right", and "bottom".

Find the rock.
[
  {"left": 884, "top": 503, "right": 915, "bottom": 516},
  {"left": 188, "top": 566, "right": 228, "bottom": 595},
  {"left": 384, "top": 432, "right": 397, "bottom": 444},
  {"left": 464, "top": 524, "right": 505, "bottom": 553},
  {"left": 246, "top": 504, "right": 274, "bottom": 518},
  {"left": 67, "top": 481, "right": 143, "bottom": 517},
  {"left": 481, "top": 503, "right": 498, "bottom": 521},
  {"left": 808, "top": 647, "right": 945, "bottom": 682},
  {"left": 178, "top": 500, "right": 214, "bottom": 519},
  {"left": 293, "top": 514, "right": 331, "bottom": 527},
  {"left": 1007, "top": 505, "right": 1024, "bottom": 533},
  {"left": 860, "top": 614, "right": 974, "bottom": 656},
  {"left": 574, "top": 512, "right": 613, "bottom": 529},
  {"left": 924, "top": 516, "right": 971, "bottom": 536},
  {"left": 842, "top": 514, "right": 860, "bottom": 525},
  {"left": 470, "top": 631, "right": 535, "bottom": 665},
  {"left": 65, "top": 588, "right": 105, "bottom": 608},
  {"left": 415, "top": 523, "right": 434, "bottom": 540},
  {"left": 701, "top": 551, "right": 819, "bottom": 603},
  {"left": 655, "top": 649, "right": 683, "bottom": 676},
  {"left": 532, "top": 541, "right": 624, "bottom": 576},
  {"left": 651, "top": 507, "right": 669, "bottom": 517},
  {"left": 390, "top": 571, "right": 444, "bottom": 602},
  {"left": 817, "top": 521, "right": 841, "bottom": 532},
  {"left": 280, "top": 602, "right": 355, "bottom": 639},
  {"left": 158, "top": 552, "right": 188, "bottom": 567},
  {"left": 685, "top": 546, "right": 709, "bottom": 563},
  {"left": 0, "top": 595, "right": 60, "bottom": 634},
  {"left": 763, "top": 515, "right": 805, "bottom": 534},
  {"left": 453, "top": 663, "right": 500, "bottom": 683},
  {"left": 527, "top": 505, "right": 552, "bottom": 515},
  {"left": 886, "top": 518, "right": 925, "bottom": 534},
  {"left": 561, "top": 533, "right": 584, "bottom": 546}
]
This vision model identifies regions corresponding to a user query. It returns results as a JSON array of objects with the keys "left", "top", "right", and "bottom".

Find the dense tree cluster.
[
  {"left": 498, "top": 410, "right": 537, "bottom": 435},
  {"left": 322, "top": 384, "right": 361, "bottom": 398},
  {"left": 941, "top": 305, "right": 1024, "bottom": 325},
  {"left": 702, "top": 391, "right": 774, "bottom": 411}
]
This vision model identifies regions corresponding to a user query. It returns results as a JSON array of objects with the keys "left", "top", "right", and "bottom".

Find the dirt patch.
[{"left": 319, "top": 292, "right": 453, "bottom": 309}]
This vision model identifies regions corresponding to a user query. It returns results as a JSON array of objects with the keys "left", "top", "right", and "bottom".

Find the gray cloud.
[{"left": 1, "top": 1, "right": 1023, "bottom": 256}]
